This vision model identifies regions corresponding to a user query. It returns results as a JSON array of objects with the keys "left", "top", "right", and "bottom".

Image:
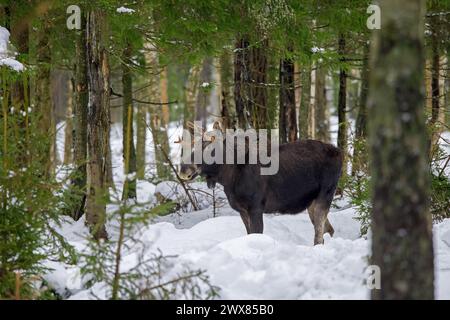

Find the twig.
[
  {"left": 110, "top": 88, "right": 178, "bottom": 106},
  {"left": 145, "top": 122, "right": 199, "bottom": 211}
]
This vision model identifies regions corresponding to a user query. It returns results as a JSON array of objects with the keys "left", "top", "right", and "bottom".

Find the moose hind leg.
[{"left": 325, "top": 218, "right": 335, "bottom": 237}]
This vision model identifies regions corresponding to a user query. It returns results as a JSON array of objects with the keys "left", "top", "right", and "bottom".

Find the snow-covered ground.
[
  {"left": 44, "top": 202, "right": 450, "bottom": 300},
  {"left": 47, "top": 121, "right": 450, "bottom": 300}
]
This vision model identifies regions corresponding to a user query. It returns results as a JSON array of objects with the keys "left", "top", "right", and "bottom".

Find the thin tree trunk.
[
  {"left": 234, "top": 36, "right": 250, "bottom": 129},
  {"left": 85, "top": 10, "right": 110, "bottom": 240},
  {"left": 337, "top": 34, "right": 348, "bottom": 174},
  {"left": 184, "top": 64, "right": 200, "bottom": 131},
  {"left": 135, "top": 96, "right": 147, "bottom": 180},
  {"left": 249, "top": 39, "right": 268, "bottom": 130},
  {"left": 299, "top": 64, "right": 312, "bottom": 139},
  {"left": 352, "top": 43, "right": 370, "bottom": 175},
  {"left": 314, "top": 64, "right": 329, "bottom": 142},
  {"left": 71, "top": 13, "right": 88, "bottom": 221},
  {"left": 219, "top": 50, "right": 235, "bottom": 129},
  {"left": 150, "top": 65, "right": 171, "bottom": 180},
  {"left": 279, "top": 56, "right": 297, "bottom": 143},
  {"left": 121, "top": 43, "right": 137, "bottom": 200},
  {"left": 368, "top": 0, "right": 434, "bottom": 300},
  {"left": 64, "top": 78, "right": 73, "bottom": 165},
  {"left": 195, "top": 58, "right": 213, "bottom": 128},
  {"left": 35, "top": 16, "right": 55, "bottom": 177},
  {"left": 430, "top": 6, "right": 440, "bottom": 126}
]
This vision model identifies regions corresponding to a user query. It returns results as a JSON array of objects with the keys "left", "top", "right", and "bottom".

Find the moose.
[{"left": 178, "top": 122, "right": 343, "bottom": 245}]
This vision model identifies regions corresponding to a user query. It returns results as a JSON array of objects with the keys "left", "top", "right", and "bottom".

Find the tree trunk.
[
  {"left": 150, "top": 65, "right": 171, "bottom": 180},
  {"left": 279, "top": 56, "right": 297, "bottom": 143},
  {"left": 135, "top": 96, "right": 147, "bottom": 180},
  {"left": 352, "top": 42, "right": 370, "bottom": 175},
  {"left": 219, "top": 49, "right": 235, "bottom": 129},
  {"left": 314, "top": 64, "right": 329, "bottom": 142},
  {"left": 234, "top": 36, "right": 250, "bottom": 129},
  {"left": 121, "top": 43, "right": 137, "bottom": 200},
  {"left": 337, "top": 34, "right": 348, "bottom": 176},
  {"left": 368, "top": 0, "right": 434, "bottom": 300},
  {"left": 249, "top": 39, "right": 268, "bottom": 130},
  {"left": 184, "top": 64, "right": 200, "bottom": 131},
  {"left": 64, "top": 78, "right": 73, "bottom": 165},
  {"left": 85, "top": 10, "right": 110, "bottom": 240},
  {"left": 71, "top": 14, "right": 88, "bottom": 221},
  {"left": 195, "top": 58, "right": 213, "bottom": 128},
  {"left": 35, "top": 16, "right": 55, "bottom": 177},
  {"left": 430, "top": 7, "right": 440, "bottom": 126},
  {"left": 299, "top": 64, "right": 312, "bottom": 139}
]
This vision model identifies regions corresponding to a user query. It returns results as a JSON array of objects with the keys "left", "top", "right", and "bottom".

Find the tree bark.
[
  {"left": 368, "top": 0, "right": 434, "bottom": 300},
  {"left": 85, "top": 10, "right": 110, "bottom": 240},
  {"left": 136, "top": 96, "right": 147, "bottom": 180},
  {"left": 219, "top": 49, "right": 235, "bottom": 129},
  {"left": 249, "top": 39, "right": 268, "bottom": 130},
  {"left": 314, "top": 64, "right": 329, "bottom": 142},
  {"left": 151, "top": 65, "right": 171, "bottom": 180},
  {"left": 352, "top": 42, "right": 370, "bottom": 175},
  {"left": 35, "top": 16, "right": 55, "bottom": 177},
  {"left": 184, "top": 64, "right": 200, "bottom": 131},
  {"left": 299, "top": 64, "right": 312, "bottom": 139},
  {"left": 337, "top": 34, "right": 348, "bottom": 176},
  {"left": 63, "top": 78, "right": 73, "bottom": 165},
  {"left": 234, "top": 36, "right": 250, "bottom": 129},
  {"left": 121, "top": 43, "right": 137, "bottom": 200},
  {"left": 195, "top": 58, "right": 213, "bottom": 128},
  {"left": 279, "top": 56, "right": 297, "bottom": 143},
  {"left": 71, "top": 13, "right": 88, "bottom": 221}
]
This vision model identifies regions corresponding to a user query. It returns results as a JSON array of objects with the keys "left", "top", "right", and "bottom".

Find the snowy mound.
[{"left": 0, "top": 26, "right": 24, "bottom": 72}]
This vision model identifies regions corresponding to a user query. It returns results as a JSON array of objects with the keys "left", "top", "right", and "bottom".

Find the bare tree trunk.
[
  {"left": 314, "top": 64, "right": 329, "bottom": 142},
  {"left": 369, "top": 0, "right": 434, "bottom": 300},
  {"left": 71, "top": 13, "right": 88, "bottom": 221},
  {"left": 219, "top": 50, "right": 235, "bottom": 129},
  {"left": 184, "top": 64, "right": 200, "bottom": 131},
  {"left": 234, "top": 36, "right": 250, "bottom": 129},
  {"left": 309, "top": 64, "right": 316, "bottom": 139},
  {"left": 150, "top": 65, "right": 171, "bottom": 180},
  {"left": 249, "top": 39, "right": 268, "bottom": 130},
  {"left": 85, "top": 10, "right": 110, "bottom": 240},
  {"left": 35, "top": 16, "right": 55, "bottom": 177},
  {"left": 121, "top": 43, "right": 137, "bottom": 200},
  {"left": 64, "top": 78, "right": 73, "bottom": 165},
  {"left": 195, "top": 58, "right": 213, "bottom": 128},
  {"left": 337, "top": 34, "right": 348, "bottom": 175},
  {"left": 352, "top": 43, "right": 370, "bottom": 175},
  {"left": 299, "top": 64, "right": 312, "bottom": 139},
  {"left": 135, "top": 97, "right": 147, "bottom": 180},
  {"left": 279, "top": 56, "right": 297, "bottom": 143}
]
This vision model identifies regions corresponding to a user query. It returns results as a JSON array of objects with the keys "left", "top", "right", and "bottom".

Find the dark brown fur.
[{"left": 180, "top": 139, "right": 343, "bottom": 245}]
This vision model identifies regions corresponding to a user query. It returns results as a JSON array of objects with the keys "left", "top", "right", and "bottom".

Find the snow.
[
  {"left": 47, "top": 122, "right": 450, "bottom": 300},
  {"left": 116, "top": 7, "right": 135, "bottom": 14},
  {"left": 44, "top": 204, "right": 450, "bottom": 300},
  {"left": 0, "top": 26, "right": 24, "bottom": 72}
]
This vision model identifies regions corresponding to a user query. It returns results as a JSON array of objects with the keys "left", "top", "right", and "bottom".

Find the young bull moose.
[{"left": 178, "top": 123, "right": 343, "bottom": 245}]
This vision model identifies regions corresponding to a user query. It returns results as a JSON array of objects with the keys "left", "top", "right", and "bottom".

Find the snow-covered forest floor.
[{"left": 44, "top": 121, "right": 450, "bottom": 300}]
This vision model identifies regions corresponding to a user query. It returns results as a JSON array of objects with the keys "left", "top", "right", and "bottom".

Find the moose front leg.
[
  {"left": 239, "top": 210, "right": 251, "bottom": 234},
  {"left": 248, "top": 210, "right": 264, "bottom": 234}
]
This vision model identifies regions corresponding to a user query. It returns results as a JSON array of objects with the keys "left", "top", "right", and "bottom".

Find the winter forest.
[{"left": 0, "top": 0, "right": 449, "bottom": 301}]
